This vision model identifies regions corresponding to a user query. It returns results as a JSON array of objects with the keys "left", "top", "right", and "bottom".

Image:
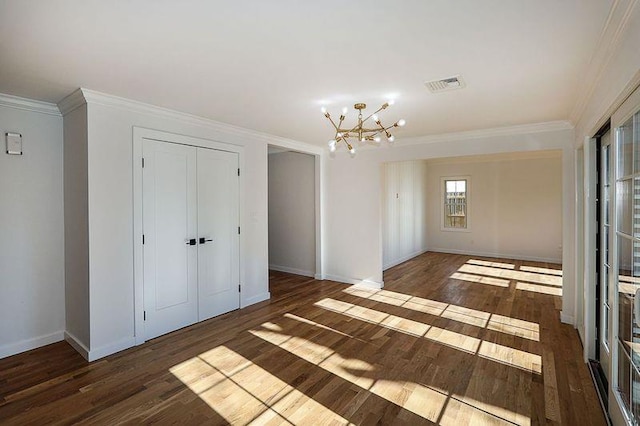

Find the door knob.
[
  {"left": 185, "top": 238, "right": 197, "bottom": 246},
  {"left": 199, "top": 237, "right": 213, "bottom": 244}
]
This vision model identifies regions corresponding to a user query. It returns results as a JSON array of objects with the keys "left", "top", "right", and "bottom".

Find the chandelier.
[{"left": 321, "top": 101, "right": 406, "bottom": 154}]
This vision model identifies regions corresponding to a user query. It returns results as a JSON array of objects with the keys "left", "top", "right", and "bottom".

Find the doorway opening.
[{"left": 267, "top": 146, "right": 318, "bottom": 294}]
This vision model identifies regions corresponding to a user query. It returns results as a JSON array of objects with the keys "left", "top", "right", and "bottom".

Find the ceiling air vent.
[{"left": 424, "top": 75, "right": 465, "bottom": 93}]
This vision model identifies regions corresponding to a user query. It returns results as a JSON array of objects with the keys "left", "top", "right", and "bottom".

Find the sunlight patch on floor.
[
  {"left": 467, "top": 259, "right": 516, "bottom": 269},
  {"left": 315, "top": 298, "right": 541, "bottom": 372},
  {"left": 450, "top": 271, "right": 511, "bottom": 287},
  {"left": 515, "top": 282, "right": 562, "bottom": 296},
  {"left": 251, "top": 317, "right": 530, "bottom": 425},
  {"left": 315, "top": 297, "right": 431, "bottom": 337},
  {"left": 251, "top": 327, "right": 448, "bottom": 422},
  {"left": 170, "top": 346, "right": 353, "bottom": 425},
  {"left": 457, "top": 264, "right": 562, "bottom": 287},
  {"left": 519, "top": 265, "right": 562, "bottom": 276},
  {"left": 478, "top": 341, "right": 542, "bottom": 374},
  {"left": 342, "top": 288, "right": 540, "bottom": 341}
]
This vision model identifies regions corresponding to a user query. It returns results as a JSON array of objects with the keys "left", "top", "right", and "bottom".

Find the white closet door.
[
  {"left": 142, "top": 139, "right": 198, "bottom": 340},
  {"left": 197, "top": 147, "right": 240, "bottom": 321}
]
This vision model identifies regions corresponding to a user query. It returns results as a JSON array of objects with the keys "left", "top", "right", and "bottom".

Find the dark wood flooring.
[{"left": 0, "top": 252, "right": 605, "bottom": 425}]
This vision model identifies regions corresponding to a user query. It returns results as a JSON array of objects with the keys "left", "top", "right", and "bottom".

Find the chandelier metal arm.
[
  {"left": 325, "top": 114, "right": 340, "bottom": 131},
  {"left": 359, "top": 106, "right": 387, "bottom": 125}
]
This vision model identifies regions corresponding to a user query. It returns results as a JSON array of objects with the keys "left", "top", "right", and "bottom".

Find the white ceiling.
[{"left": 0, "top": 1, "right": 612, "bottom": 146}]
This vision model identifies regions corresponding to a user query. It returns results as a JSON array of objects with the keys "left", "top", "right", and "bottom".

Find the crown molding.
[
  {"left": 424, "top": 149, "right": 562, "bottom": 165},
  {"left": 57, "top": 88, "right": 87, "bottom": 116},
  {"left": 58, "top": 88, "right": 321, "bottom": 155},
  {"left": 569, "top": 0, "right": 639, "bottom": 124},
  {"left": 0, "top": 93, "right": 61, "bottom": 116},
  {"left": 382, "top": 120, "right": 573, "bottom": 149},
  {"left": 326, "top": 120, "right": 573, "bottom": 155}
]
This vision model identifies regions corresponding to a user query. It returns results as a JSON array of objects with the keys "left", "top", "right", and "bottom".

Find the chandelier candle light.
[{"left": 321, "top": 101, "right": 406, "bottom": 154}]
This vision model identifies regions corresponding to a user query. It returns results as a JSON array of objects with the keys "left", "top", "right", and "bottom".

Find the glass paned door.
[{"left": 613, "top": 86, "right": 640, "bottom": 424}]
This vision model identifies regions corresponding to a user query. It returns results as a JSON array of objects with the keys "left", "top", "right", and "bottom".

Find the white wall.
[
  {"left": 382, "top": 160, "right": 428, "bottom": 270},
  {"left": 63, "top": 104, "right": 90, "bottom": 351},
  {"left": 0, "top": 97, "right": 65, "bottom": 358},
  {"left": 268, "top": 151, "right": 315, "bottom": 277},
  {"left": 324, "top": 125, "right": 573, "bottom": 295},
  {"left": 426, "top": 151, "right": 563, "bottom": 263}
]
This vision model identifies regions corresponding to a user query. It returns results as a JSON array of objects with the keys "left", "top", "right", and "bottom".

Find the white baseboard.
[
  {"left": 428, "top": 247, "right": 562, "bottom": 264},
  {"left": 324, "top": 274, "right": 384, "bottom": 289},
  {"left": 243, "top": 292, "right": 271, "bottom": 308},
  {"left": 383, "top": 248, "right": 429, "bottom": 271},
  {"left": 87, "top": 337, "right": 136, "bottom": 362},
  {"left": 0, "top": 330, "right": 64, "bottom": 359},
  {"left": 64, "top": 331, "right": 90, "bottom": 360},
  {"left": 314, "top": 273, "right": 325, "bottom": 280},
  {"left": 560, "top": 312, "right": 575, "bottom": 325},
  {"left": 269, "top": 264, "right": 315, "bottom": 278}
]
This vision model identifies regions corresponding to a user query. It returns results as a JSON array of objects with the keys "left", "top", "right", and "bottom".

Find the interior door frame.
[{"left": 133, "top": 127, "right": 245, "bottom": 345}]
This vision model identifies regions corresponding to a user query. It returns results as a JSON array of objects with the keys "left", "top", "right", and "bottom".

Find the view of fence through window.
[{"left": 444, "top": 179, "right": 467, "bottom": 229}]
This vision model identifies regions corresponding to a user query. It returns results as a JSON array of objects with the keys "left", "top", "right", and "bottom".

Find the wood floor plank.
[{"left": 0, "top": 252, "right": 605, "bottom": 425}]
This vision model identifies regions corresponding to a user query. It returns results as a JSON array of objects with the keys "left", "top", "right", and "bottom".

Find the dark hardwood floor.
[{"left": 0, "top": 252, "right": 604, "bottom": 425}]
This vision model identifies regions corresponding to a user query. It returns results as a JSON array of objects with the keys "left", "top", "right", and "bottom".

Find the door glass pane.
[
  {"left": 619, "top": 116, "right": 634, "bottom": 177},
  {"left": 604, "top": 303, "right": 610, "bottom": 346},
  {"left": 619, "top": 345, "right": 632, "bottom": 413},
  {"left": 603, "top": 259, "right": 610, "bottom": 348},
  {"left": 618, "top": 236, "right": 640, "bottom": 353},
  {"left": 604, "top": 225, "right": 610, "bottom": 267},
  {"left": 617, "top": 178, "right": 640, "bottom": 237},
  {"left": 605, "top": 144, "right": 611, "bottom": 225},
  {"left": 634, "top": 364, "right": 640, "bottom": 422}
]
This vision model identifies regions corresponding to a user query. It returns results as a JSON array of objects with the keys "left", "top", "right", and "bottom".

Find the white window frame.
[{"left": 440, "top": 176, "right": 471, "bottom": 232}]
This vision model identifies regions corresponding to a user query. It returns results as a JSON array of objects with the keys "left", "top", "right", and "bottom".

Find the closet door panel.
[
  {"left": 142, "top": 140, "right": 198, "bottom": 340},
  {"left": 197, "top": 148, "right": 240, "bottom": 321}
]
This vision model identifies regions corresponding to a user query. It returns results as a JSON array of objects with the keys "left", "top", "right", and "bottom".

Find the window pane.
[
  {"left": 635, "top": 112, "right": 640, "bottom": 174},
  {"left": 603, "top": 304, "right": 609, "bottom": 347},
  {"left": 619, "top": 345, "right": 632, "bottom": 414},
  {"left": 619, "top": 115, "right": 634, "bottom": 178},
  {"left": 444, "top": 179, "right": 467, "bottom": 229},
  {"left": 617, "top": 236, "right": 640, "bottom": 355},
  {"left": 603, "top": 263, "right": 610, "bottom": 306},
  {"left": 633, "top": 363, "right": 640, "bottom": 423},
  {"left": 604, "top": 225, "right": 610, "bottom": 267},
  {"left": 604, "top": 144, "right": 611, "bottom": 226},
  {"left": 604, "top": 182, "right": 610, "bottom": 226},
  {"left": 617, "top": 178, "right": 640, "bottom": 237}
]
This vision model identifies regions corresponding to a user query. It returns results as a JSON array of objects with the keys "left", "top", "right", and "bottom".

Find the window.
[{"left": 442, "top": 177, "right": 469, "bottom": 230}]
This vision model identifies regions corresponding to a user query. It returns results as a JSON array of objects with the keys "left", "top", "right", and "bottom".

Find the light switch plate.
[{"left": 6, "top": 132, "right": 22, "bottom": 155}]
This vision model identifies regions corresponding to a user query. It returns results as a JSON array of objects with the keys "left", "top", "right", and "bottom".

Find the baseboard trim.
[
  {"left": 314, "top": 273, "right": 325, "bottom": 280},
  {"left": 560, "top": 312, "right": 575, "bottom": 325},
  {"left": 64, "top": 331, "right": 90, "bottom": 360},
  {"left": 269, "top": 264, "right": 315, "bottom": 278},
  {"left": 383, "top": 248, "right": 429, "bottom": 271},
  {"left": 243, "top": 292, "right": 271, "bottom": 308},
  {"left": 324, "top": 274, "right": 384, "bottom": 289},
  {"left": 0, "top": 330, "right": 64, "bottom": 359},
  {"left": 428, "top": 247, "right": 562, "bottom": 264},
  {"left": 87, "top": 337, "right": 136, "bottom": 362}
]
